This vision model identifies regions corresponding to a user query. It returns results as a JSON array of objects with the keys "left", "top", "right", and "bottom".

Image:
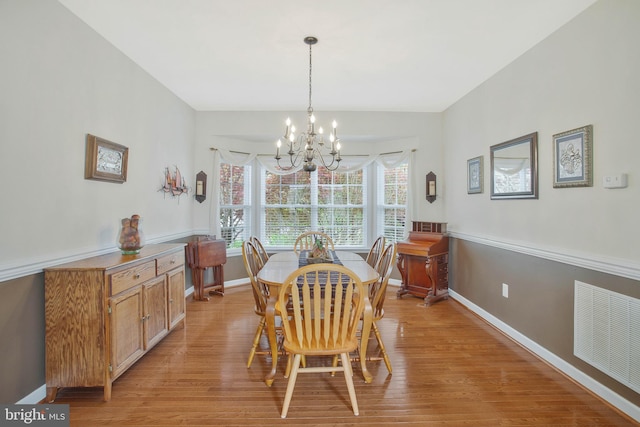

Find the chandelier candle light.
[{"left": 275, "top": 36, "right": 342, "bottom": 172}]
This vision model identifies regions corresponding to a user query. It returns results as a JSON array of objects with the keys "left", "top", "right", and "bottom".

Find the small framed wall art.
[
  {"left": 85, "top": 134, "right": 128, "bottom": 183},
  {"left": 467, "top": 156, "right": 483, "bottom": 194},
  {"left": 552, "top": 124, "right": 593, "bottom": 188}
]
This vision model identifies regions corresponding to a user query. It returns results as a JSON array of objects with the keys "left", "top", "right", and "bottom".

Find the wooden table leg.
[
  {"left": 207, "top": 265, "right": 224, "bottom": 296},
  {"left": 359, "top": 298, "right": 374, "bottom": 383},
  {"left": 193, "top": 269, "right": 210, "bottom": 301},
  {"left": 264, "top": 295, "right": 279, "bottom": 387},
  {"left": 192, "top": 268, "right": 201, "bottom": 301}
]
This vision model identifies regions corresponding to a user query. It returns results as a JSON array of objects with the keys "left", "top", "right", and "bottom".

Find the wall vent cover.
[{"left": 574, "top": 280, "right": 640, "bottom": 394}]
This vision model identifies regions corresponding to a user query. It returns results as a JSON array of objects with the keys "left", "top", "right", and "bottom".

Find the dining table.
[{"left": 257, "top": 251, "right": 379, "bottom": 386}]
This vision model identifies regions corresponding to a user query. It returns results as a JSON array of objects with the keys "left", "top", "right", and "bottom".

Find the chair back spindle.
[
  {"left": 293, "top": 231, "right": 335, "bottom": 254},
  {"left": 366, "top": 235, "right": 386, "bottom": 268}
]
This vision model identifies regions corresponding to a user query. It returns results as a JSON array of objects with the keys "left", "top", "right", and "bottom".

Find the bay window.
[{"left": 216, "top": 149, "right": 413, "bottom": 252}]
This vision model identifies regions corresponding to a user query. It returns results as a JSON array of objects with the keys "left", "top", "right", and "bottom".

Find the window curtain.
[
  {"left": 494, "top": 157, "right": 528, "bottom": 175},
  {"left": 256, "top": 154, "right": 378, "bottom": 175}
]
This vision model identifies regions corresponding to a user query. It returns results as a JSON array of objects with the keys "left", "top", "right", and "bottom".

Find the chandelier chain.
[{"left": 308, "top": 42, "right": 313, "bottom": 113}]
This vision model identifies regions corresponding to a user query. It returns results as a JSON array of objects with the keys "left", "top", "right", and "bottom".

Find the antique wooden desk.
[
  {"left": 396, "top": 222, "right": 450, "bottom": 305},
  {"left": 257, "top": 251, "right": 379, "bottom": 386}
]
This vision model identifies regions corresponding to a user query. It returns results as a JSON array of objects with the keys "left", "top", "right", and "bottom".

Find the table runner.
[
  {"left": 298, "top": 250, "right": 343, "bottom": 268},
  {"left": 296, "top": 250, "right": 352, "bottom": 290}
]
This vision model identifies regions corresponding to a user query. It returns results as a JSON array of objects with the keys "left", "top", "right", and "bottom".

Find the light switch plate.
[{"left": 603, "top": 174, "right": 628, "bottom": 189}]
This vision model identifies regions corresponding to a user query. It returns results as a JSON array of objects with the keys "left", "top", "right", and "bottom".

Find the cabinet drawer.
[
  {"left": 157, "top": 251, "right": 185, "bottom": 275},
  {"left": 110, "top": 261, "right": 156, "bottom": 295}
]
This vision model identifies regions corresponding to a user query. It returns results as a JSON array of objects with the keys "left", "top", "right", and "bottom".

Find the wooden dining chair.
[
  {"left": 293, "top": 231, "right": 335, "bottom": 255},
  {"left": 249, "top": 236, "right": 269, "bottom": 264},
  {"left": 241, "top": 240, "right": 270, "bottom": 368},
  {"left": 366, "top": 242, "right": 397, "bottom": 374},
  {"left": 331, "top": 241, "right": 396, "bottom": 376},
  {"left": 277, "top": 264, "right": 366, "bottom": 418},
  {"left": 365, "top": 235, "right": 386, "bottom": 268}
]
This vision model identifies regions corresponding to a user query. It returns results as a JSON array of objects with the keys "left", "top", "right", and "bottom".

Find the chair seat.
[{"left": 283, "top": 335, "right": 358, "bottom": 356}]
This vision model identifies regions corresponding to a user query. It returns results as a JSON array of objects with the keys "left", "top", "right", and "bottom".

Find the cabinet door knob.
[{"left": 134, "top": 274, "right": 141, "bottom": 279}]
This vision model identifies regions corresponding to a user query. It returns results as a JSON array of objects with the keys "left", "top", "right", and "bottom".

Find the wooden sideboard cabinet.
[{"left": 44, "top": 244, "right": 186, "bottom": 402}]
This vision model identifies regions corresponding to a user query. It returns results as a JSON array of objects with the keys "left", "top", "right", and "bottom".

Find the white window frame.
[
  {"left": 218, "top": 162, "right": 252, "bottom": 252},
  {"left": 259, "top": 166, "right": 368, "bottom": 251},
  {"left": 376, "top": 161, "right": 408, "bottom": 243}
]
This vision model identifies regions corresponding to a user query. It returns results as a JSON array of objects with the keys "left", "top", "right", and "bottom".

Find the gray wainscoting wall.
[{"left": 450, "top": 237, "right": 640, "bottom": 406}]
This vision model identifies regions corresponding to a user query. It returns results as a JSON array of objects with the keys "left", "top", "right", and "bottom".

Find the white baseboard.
[
  {"left": 16, "top": 385, "right": 47, "bottom": 404},
  {"left": 449, "top": 289, "right": 640, "bottom": 423}
]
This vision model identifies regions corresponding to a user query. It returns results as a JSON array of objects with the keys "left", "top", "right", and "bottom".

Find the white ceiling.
[{"left": 58, "top": 0, "right": 597, "bottom": 113}]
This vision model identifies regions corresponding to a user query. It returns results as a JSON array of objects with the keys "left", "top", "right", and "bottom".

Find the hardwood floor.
[{"left": 54, "top": 285, "right": 637, "bottom": 426}]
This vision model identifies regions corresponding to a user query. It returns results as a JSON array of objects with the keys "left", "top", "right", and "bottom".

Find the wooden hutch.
[{"left": 396, "top": 221, "right": 449, "bottom": 305}]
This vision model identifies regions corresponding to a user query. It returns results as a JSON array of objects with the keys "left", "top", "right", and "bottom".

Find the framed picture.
[
  {"left": 553, "top": 125, "right": 593, "bottom": 188},
  {"left": 85, "top": 134, "right": 128, "bottom": 183},
  {"left": 467, "top": 156, "right": 483, "bottom": 194}
]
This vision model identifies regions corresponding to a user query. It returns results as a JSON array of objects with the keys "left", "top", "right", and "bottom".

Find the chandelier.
[{"left": 275, "top": 36, "right": 342, "bottom": 172}]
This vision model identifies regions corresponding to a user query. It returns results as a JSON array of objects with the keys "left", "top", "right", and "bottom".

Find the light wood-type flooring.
[{"left": 54, "top": 285, "right": 637, "bottom": 426}]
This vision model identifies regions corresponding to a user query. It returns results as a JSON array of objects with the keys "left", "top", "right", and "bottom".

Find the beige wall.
[
  {"left": 0, "top": 0, "right": 196, "bottom": 281},
  {"left": 443, "top": 0, "right": 640, "bottom": 265}
]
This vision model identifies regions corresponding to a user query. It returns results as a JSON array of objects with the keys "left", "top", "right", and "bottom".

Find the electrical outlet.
[{"left": 502, "top": 283, "right": 509, "bottom": 298}]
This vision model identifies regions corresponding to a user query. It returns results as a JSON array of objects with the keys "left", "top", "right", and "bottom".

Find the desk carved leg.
[
  {"left": 264, "top": 296, "right": 278, "bottom": 387},
  {"left": 396, "top": 254, "right": 408, "bottom": 299},
  {"left": 424, "top": 256, "right": 448, "bottom": 306}
]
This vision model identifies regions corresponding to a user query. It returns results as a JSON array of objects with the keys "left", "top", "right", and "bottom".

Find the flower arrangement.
[{"left": 307, "top": 238, "right": 331, "bottom": 263}]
